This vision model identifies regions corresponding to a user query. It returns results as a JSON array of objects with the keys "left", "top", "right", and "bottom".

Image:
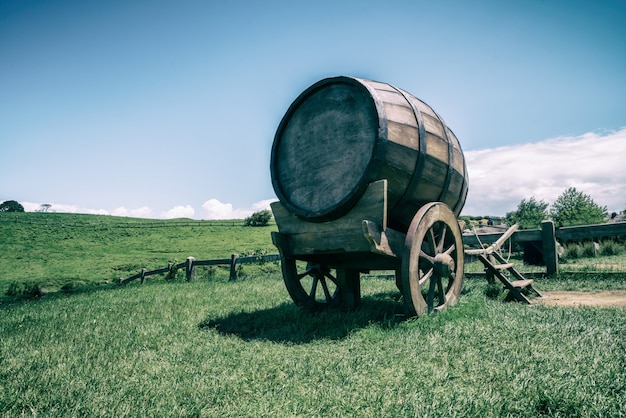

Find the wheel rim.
[
  {"left": 402, "top": 202, "right": 464, "bottom": 317},
  {"left": 281, "top": 259, "right": 341, "bottom": 310}
]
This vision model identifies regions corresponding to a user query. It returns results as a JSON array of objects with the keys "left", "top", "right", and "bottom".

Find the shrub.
[
  {"left": 204, "top": 266, "right": 217, "bottom": 280},
  {"left": 244, "top": 210, "right": 272, "bottom": 227},
  {"left": 5, "top": 281, "right": 46, "bottom": 297},
  {"left": 562, "top": 244, "right": 582, "bottom": 260},
  {"left": 165, "top": 265, "right": 182, "bottom": 281},
  {"left": 0, "top": 200, "right": 25, "bottom": 213},
  {"left": 600, "top": 240, "right": 623, "bottom": 256},
  {"left": 581, "top": 242, "right": 598, "bottom": 258},
  {"left": 484, "top": 283, "right": 502, "bottom": 299}
]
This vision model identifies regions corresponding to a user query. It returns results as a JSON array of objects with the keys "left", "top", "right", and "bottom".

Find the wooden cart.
[
  {"left": 272, "top": 179, "right": 464, "bottom": 316},
  {"left": 270, "top": 76, "right": 469, "bottom": 317}
]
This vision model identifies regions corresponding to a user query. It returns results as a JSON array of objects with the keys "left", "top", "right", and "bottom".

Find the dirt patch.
[{"left": 536, "top": 291, "right": 626, "bottom": 307}]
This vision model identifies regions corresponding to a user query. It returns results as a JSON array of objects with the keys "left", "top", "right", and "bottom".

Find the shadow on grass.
[
  {"left": 199, "top": 292, "right": 406, "bottom": 344},
  {"left": 0, "top": 281, "right": 123, "bottom": 307}
]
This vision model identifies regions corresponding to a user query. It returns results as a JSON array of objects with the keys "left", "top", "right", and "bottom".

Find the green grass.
[
  {"left": 1, "top": 276, "right": 624, "bottom": 417},
  {"left": 1, "top": 213, "right": 625, "bottom": 416},
  {"left": 0, "top": 212, "right": 277, "bottom": 297}
]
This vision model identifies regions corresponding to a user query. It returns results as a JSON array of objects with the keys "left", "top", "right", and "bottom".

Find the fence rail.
[{"left": 119, "top": 254, "right": 282, "bottom": 285}]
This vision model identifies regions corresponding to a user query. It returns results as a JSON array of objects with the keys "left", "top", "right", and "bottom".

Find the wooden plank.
[
  {"left": 463, "top": 229, "right": 542, "bottom": 247},
  {"left": 194, "top": 258, "right": 231, "bottom": 266},
  {"left": 492, "top": 263, "right": 515, "bottom": 270},
  {"left": 541, "top": 220, "right": 558, "bottom": 275},
  {"left": 464, "top": 224, "right": 519, "bottom": 255},
  {"left": 511, "top": 279, "right": 534, "bottom": 289},
  {"left": 556, "top": 222, "right": 626, "bottom": 241},
  {"left": 362, "top": 220, "right": 405, "bottom": 258},
  {"left": 385, "top": 102, "right": 418, "bottom": 126},
  {"left": 272, "top": 179, "right": 387, "bottom": 235},
  {"left": 274, "top": 229, "right": 373, "bottom": 257}
]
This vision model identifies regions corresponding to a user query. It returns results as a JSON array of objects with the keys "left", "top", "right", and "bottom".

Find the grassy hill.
[
  {"left": 1, "top": 213, "right": 625, "bottom": 415},
  {"left": 0, "top": 212, "right": 277, "bottom": 297}
]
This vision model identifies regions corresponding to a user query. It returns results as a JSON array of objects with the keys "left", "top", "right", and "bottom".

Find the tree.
[
  {"left": 505, "top": 197, "right": 549, "bottom": 229},
  {"left": 244, "top": 209, "right": 273, "bottom": 227},
  {"left": 550, "top": 187, "right": 607, "bottom": 227},
  {"left": 0, "top": 200, "right": 25, "bottom": 213}
]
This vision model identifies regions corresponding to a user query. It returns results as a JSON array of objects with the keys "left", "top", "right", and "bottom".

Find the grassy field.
[
  {"left": 1, "top": 213, "right": 625, "bottom": 416},
  {"left": 0, "top": 212, "right": 278, "bottom": 297}
]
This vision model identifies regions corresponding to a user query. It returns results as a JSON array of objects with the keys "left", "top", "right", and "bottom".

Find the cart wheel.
[
  {"left": 281, "top": 259, "right": 355, "bottom": 311},
  {"left": 401, "top": 202, "right": 464, "bottom": 317}
]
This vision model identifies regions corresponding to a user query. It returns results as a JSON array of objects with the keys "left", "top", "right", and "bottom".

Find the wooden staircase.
[{"left": 465, "top": 224, "right": 542, "bottom": 304}]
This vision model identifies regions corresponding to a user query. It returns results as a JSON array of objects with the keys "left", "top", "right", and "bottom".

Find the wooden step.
[
  {"left": 492, "top": 263, "right": 514, "bottom": 270},
  {"left": 510, "top": 279, "right": 534, "bottom": 289}
]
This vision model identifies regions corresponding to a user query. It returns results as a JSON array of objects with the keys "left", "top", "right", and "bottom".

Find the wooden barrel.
[{"left": 270, "top": 76, "right": 469, "bottom": 232}]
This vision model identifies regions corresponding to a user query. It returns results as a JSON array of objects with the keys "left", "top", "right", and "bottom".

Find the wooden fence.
[
  {"left": 463, "top": 221, "right": 626, "bottom": 275},
  {"left": 119, "top": 254, "right": 282, "bottom": 285},
  {"left": 120, "top": 221, "right": 626, "bottom": 284}
]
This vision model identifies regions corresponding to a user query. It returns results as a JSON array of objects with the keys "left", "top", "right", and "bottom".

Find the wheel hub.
[{"left": 433, "top": 253, "right": 455, "bottom": 277}]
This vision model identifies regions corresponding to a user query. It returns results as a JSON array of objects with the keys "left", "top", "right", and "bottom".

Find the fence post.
[
  {"left": 186, "top": 257, "right": 196, "bottom": 281},
  {"left": 541, "top": 220, "right": 558, "bottom": 275},
  {"left": 140, "top": 268, "right": 147, "bottom": 284},
  {"left": 229, "top": 254, "right": 239, "bottom": 281}
]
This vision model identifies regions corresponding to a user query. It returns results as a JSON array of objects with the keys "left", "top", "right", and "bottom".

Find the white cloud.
[
  {"left": 112, "top": 206, "right": 154, "bottom": 218},
  {"left": 161, "top": 205, "right": 195, "bottom": 219},
  {"left": 463, "top": 128, "right": 626, "bottom": 216},
  {"left": 201, "top": 198, "right": 277, "bottom": 220},
  {"left": 250, "top": 198, "right": 278, "bottom": 212}
]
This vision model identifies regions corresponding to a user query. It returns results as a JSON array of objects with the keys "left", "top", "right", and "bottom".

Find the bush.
[
  {"left": 581, "top": 242, "right": 598, "bottom": 258},
  {"left": 600, "top": 240, "right": 624, "bottom": 256},
  {"left": 244, "top": 210, "right": 272, "bottom": 227},
  {"left": 165, "top": 265, "right": 182, "bottom": 281},
  {"left": 562, "top": 244, "right": 582, "bottom": 260},
  {"left": 484, "top": 283, "right": 502, "bottom": 299},
  {"left": 5, "top": 281, "right": 46, "bottom": 297},
  {"left": 0, "top": 200, "right": 25, "bottom": 213}
]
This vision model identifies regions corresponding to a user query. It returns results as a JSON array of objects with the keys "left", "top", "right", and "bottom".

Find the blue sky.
[{"left": 1, "top": 0, "right": 625, "bottom": 218}]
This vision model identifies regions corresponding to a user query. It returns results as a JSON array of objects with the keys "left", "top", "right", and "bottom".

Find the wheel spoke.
[
  {"left": 436, "top": 225, "right": 448, "bottom": 253},
  {"left": 296, "top": 264, "right": 316, "bottom": 280},
  {"left": 437, "top": 274, "right": 445, "bottom": 305},
  {"left": 419, "top": 267, "right": 434, "bottom": 287},
  {"left": 419, "top": 250, "right": 435, "bottom": 265},
  {"left": 426, "top": 228, "right": 437, "bottom": 255},
  {"left": 320, "top": 276, "right": 332, "bottom": 302},
  {"left": 309, "top": 275, "right": 319, "bottom": 298},
  {"left": 323, "top": 271, "right": 339, "bottom": 287},
  {"left": 427, "top": 273, "right": 437, "bottom": 311},
  {"left": 443, "top": 243, "right": 456, "bottom": 256}
]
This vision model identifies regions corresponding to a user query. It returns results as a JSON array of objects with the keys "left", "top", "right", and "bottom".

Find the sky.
[{"left": 1, "top": 0, "right": 625, "bottom": 219}]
